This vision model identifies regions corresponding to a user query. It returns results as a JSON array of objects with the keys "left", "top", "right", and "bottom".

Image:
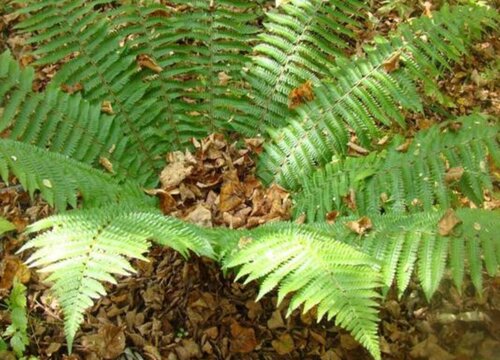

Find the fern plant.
[{"left": 0, "top": 1, "right": 498, "bottom": 359}]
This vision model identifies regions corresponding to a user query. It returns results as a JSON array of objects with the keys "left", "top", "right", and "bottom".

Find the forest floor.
[{"left": 1, "top": 1, "right": 500, "bottom": 360}]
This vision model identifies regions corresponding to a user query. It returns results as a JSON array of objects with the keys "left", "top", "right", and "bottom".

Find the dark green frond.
[
  {"left": 235, "top": 0, "right": 366, "bottom": 133},
  {"left": 258, "top": 5, "right": 498, "bottom": 189},
  {"left": 0, "top": 51, "right": 124, "bottom": 170},
  {"left": 222, "top": 223, "right": 382, "bottom": 360},
  {"left": 294, "top": 115, "right": 499, "bottom": 221},
  {"left": 20, "top": 205, "right": 214, "bottom": 351},
  {"left": 112, "top": 0, "right": 263, "bottom": 139},
  {"left": 15, "top": 0, "right": 168, "bottom": 185},
  {"left": 0, "top": 139, "right": 143, "bottom": 210}
]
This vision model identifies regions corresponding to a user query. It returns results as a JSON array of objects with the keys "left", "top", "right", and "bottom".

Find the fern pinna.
[{"left": 0, "top": 1, "right": 498, "bottom": 359}]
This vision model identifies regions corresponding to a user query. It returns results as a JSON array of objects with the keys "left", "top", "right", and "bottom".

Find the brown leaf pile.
[{"left": 147, "top": 134, "right": 291, "bottom": 229}]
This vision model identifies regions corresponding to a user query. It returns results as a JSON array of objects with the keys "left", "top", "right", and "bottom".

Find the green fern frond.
[
  {"left": 310, "top": 209, "right": 500, "bottom": 299},
  {"left": 236, "top": 0, "right": 366, "bottom": 133},
  {"left": 15, "top": 0, "right": 170, "bottom": 186},
  {"left": 222, "top": 223, "right": 382, "bottom": 359},
  {"left": 112, "top": 1, "right": 263, "bottom": 139},
  {"left": 258, "top": 5, "right": 498, "bottom": 189},
  {"left": 0, "top": 51, "right": 125, "bottom": 171},
  {"left": 293, "top": 115, "right": 499, "bottom": 221},
  {"left": 0, "top": 139, "right": 143, "bottom": 210},
  {"left": 20, "top": 205, "right": 214, "bottom": 351}
]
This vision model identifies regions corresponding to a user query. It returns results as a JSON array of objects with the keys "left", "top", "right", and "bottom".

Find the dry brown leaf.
[
  {"left": 160, "top": 151, "right": 194, "bottom": 189},
  {"left": 267, "top": 309, "right": 285, "bottom": 330},
  {"left": 423, "top": 1, "right": 433, "bottom": 18},
  {"left": 101, "top": 100, "right": 113, "bottom": 115},
  {"left": 272, "top": 333, "right": 295, "bottom": 355},
  {"left": 396, "top": 138, "right": 412, "bottom": 153},
  {"left": 245, "top": 300, "right": 263, "bottom": 320},
  {"left": 0, "top": 255, "right": 31, "bottom": 289},
  {"left": 343, "top": 188, "right": 357, "bottom": 211},
  {"left": 184, "top": 205, "right": 212, "bottom": 227},
  {"left": 218, "top": 71, "right": 232, "bottom": 86},
  {"left": 383, "top": 51, "right": 402, "bottom": 73},
  {"left": 445, "top": 167, "right": 464, "bottom": 183},
  {"left": 410, "top": 335, "right": 454, "bottom": 360},
  {"left": 175, "top": 339, "right": 201, "bottom": 360},
  {"left": 340, "top": 333, "right": 360, "bottom": 350},
  {"left": 288, "top": 80, "right": 315, "bottom": 109},
  {"left": 136, "top": 54, "right": 163, "bottom": 73},
  {"left": 326, "top": 210, "right": 339, "bottom": 224},
  {"left": 81, "top": 324, "right": 125, "bottom": 359},
  {"left": 230, "top": 321, "right": 258, "bottom": 353},
  {"left": 99, "top": 157, "right": 114, "bottom": 174},
  {"left": 345, "top": 216, "right": 373, "bottom": 235},
  {"left": 60, "top": 83, "right": 83, "bottom": 94},
  {"left": 438, "top": 209, "right": 461, "bottom": 236},
  {"left": 347, "top": 141, "right": 370, "bottom": 155},
  {"left": 219, "top": 170, "right": 244, "bottom": 212}
]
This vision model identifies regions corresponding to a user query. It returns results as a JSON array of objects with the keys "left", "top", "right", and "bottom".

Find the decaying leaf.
[
  {"left": 438, "top": 209, "right": 462, "bottom": 236},
  {"left": 346, "top": 216, "right": 373, "bottom": 235},
  {"left": 396, "top": 138, "right": 412, "bottom": 152},
  {"left": 218, "top": 71, "right": 232, "bottom": 86},
  {"left": 136, "top": 54, "right": 163, "bottom": 73},
  {"left": 272, "top": 333, "right": 295, "bottom": 355},
  {"left": 184, "top": 205, "right": 212, "bottom": 227},
  {"left": 101, "top": 100, "right": 113, "bottom": 115},
  {"left": 230, "top": 321, "right": 258, "bottom": 353},
  {"left": 99, "top": 157, "right": 114, "bottom": 174},
  {"left": 81, "top": 324, "right": 125, "bottom": 359},
  {"left": 288, "top": 80, "right": 315, "bottom": 109},
  {"left": 160, "top": 151, "right": 195, "bottom": 189},
  {"left": 326, "top": 210, "right": 339, "bottom": 224},
  {"left": 0, "top": 255, "right": 31, "bottom": 289},
  {"left": 445, "top": 167, "right": 464, "bottom": 183},
  {"left": 383, "top": 51, "right": 402, "bottom": 73},
  {"left": 220, "top": 170, "right": 244, "bottom": 212},
  {"left": 423, "top": 1, "right": 433, "bottom": 18},
  {"left": 60, "top": 83, "right": 83, "bottom": 94}
]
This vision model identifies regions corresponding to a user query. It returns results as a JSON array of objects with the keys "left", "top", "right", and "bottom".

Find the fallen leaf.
[
  {"left": 272, "top": 333, "right": 295, "bottom": 355},
  {"left": 219, "top": 170, "right": 244, "bottom": 212},
  {"left": 136, "top": 54, "right": 163, "bottom": 73},
  {"left": 423, "top": 1, "right": 433, "bottom": 18},
  {"left": 218, "top": 72, "right": 232, "bottom": 86},
  {"left": 410, "top": 335, "right": 454, "bottom": 360},
  {"left": 230, "top": 322, "right": 257, "bottom": 353},
  {"left": 340, "top": 333, "right": 360, "bottom": 350},
  {"left": 347, "top": 141, "right": 369, "bottom": 155},
  {"left": 267, "top": 310, "right": 285, "bottom": 329},
  {"left": 288, "top": 80, "right": 315, "bottom": 109},
  {"left": 445, "top": 167, "right": 464, "bottom": 183},
  {"left": 81, "top": 324, "right": 125, "bottom": 359},
  {"left": 326, "top": 210, "right": 339, "bottom": 224},
  {"left": 383, "top": 51, "right": 402, "bottom": 73},
  {"left": 99, "top": 157, "right": 114, "bottom": 174},
  {"left": 345, "top": 216, "right": 373, "bottom": 235},
  {"left": 101, "top": 100, "right": 113, "bottom": 115},
  {"left": 184, "top": 205, "right": 212, "bottom": 227},
  {"left": 175, "top": 339, "right": 201, "bottom": 360},
  {"left": 0, "top": 255, "right": 31, "bottom": 289},
  {"left": 438, "top": 209, "right": 462, "bottom": 236},
  {"left": 60, "top": 83, "right": 83, "bottom": 94},
  {"left": 160, "top": 151, "right": 194, "bottom": 189},
  {"left": 396, "top": 138, "right": 412, "bottom": 152}
]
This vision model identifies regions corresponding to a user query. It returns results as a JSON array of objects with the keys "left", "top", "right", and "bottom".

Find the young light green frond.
[
  {"left": 20, "top": 205, "right": 215, "bottom": 351},
  {"left": 0, "top": 216, "right": 15, "bottom": 236},
  {"left": 237, "top": 0, "right": 366, "bottom": 133},
  {"left": 293, "top": 115, "right": 498, "bottom": 221},
  {"left": 0, "top": 139, "right": 143, "bottom": 210},
  {"left": 258, "top": 5, "right": 498, "bottom": 189},
  {"left": 222, "top": 224, "right": 382, "bottom": 360}
]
